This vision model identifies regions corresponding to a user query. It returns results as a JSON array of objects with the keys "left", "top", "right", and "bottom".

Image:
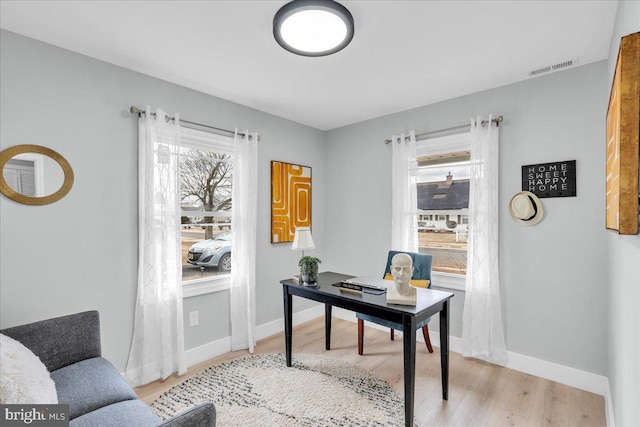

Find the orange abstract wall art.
[
  {"left": 606, "top": 32, "right": 639, "bottom": 235},
  {"left": 271, "top": 161, "right": 311, "bottom": 243}
]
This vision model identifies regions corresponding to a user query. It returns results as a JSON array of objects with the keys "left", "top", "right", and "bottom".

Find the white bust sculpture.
[{"left": 386, "top": 253, "right": 417, "bottom": 306}]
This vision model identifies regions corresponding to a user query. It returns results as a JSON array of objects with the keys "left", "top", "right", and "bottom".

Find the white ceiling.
[{"left": 0, "top": 1, "right": 618, "bottom": 131}]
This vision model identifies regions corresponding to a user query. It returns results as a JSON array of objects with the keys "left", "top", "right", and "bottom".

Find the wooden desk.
[{"left": 281, "top": 271, "right": 454, "bottom": 427}]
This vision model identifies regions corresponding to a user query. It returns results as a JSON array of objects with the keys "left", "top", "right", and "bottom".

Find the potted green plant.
[{"left": 298, "top": 256, "right": 321, "bottom": 286}]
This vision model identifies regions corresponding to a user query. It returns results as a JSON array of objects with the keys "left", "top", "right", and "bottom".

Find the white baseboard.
[
  {"left": 502, "top": 345, "right": 609, "bottom": 397},
  {"left": 327, "top": 308, "right": 611, "bottom": 398},
  {"left": 184, "top": 305, "right": 324, "bottom": 368},
  {"left": 255, "top": 305, "right": 324, "bottom": 341},
  {"left": 184, "top": 335, "right": 232, "bottom": 368},
  {"left": 604, "top": 378, "right": 615, "bottom": 427},
  {"left": 185, "top": 306, "right": 613, "bottom": 425}
]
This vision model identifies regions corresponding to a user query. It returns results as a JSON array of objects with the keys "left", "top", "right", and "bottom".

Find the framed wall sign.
[
  {"left": 522, "top": 160, "right": 576, "bottom": 198},
  {"left": 606, "top": 32, "right": 639, "bottom": 235},
  {"left": 271, "top": 161, "right": 312, "bottom": 243}
]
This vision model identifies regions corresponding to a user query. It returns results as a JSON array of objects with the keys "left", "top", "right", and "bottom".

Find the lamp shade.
[{"left": 291, "top": 227, "right": 315, "bottom": 251}]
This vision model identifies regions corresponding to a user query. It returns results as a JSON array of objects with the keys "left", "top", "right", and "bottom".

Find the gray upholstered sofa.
[{"left": 1, "top": 311, "right": 215, "bottom": 427}]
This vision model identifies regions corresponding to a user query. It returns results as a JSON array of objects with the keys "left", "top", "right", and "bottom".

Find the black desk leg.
[
  {"left": 325, "top": 304, "right": 332, "bottom": 350},
  {"left": 283, "top": 286, "right": 293, "bottom": 367},
  {"left": 439, "top": 300, "right": 450, "bottom": 400},
  {"left": 403, "top": 316, "right": 417, "bottom": 427}
]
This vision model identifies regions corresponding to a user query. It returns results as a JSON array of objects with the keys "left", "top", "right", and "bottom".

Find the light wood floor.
[{"left": 136, "top": 317, "right": 606, "bottom": 426}]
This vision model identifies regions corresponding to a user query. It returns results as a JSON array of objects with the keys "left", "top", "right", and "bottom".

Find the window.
[
  {"left": 179, "top": 127, "right": 234, "bottom": 290},
  {"left": 415, "top": 133, "right": 471, "bottom": 290}
]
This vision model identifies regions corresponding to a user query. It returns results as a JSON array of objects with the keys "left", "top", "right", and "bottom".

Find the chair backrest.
[{"left": 383, "top": 250, "right": 433, "bottom": 287}]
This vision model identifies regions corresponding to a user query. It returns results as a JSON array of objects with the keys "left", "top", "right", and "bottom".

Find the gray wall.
[
  {"left": 605, "top": 2, "right": 640, "bottom": 426},
  {"left": 2, "top": 18, "right": 637, "bottom": 422},
  {"left": 0, "top": 30, "right": 325, "bottom": 371},
  {"left": 325, "top": 61, "right": 609, "bottom": 376}
]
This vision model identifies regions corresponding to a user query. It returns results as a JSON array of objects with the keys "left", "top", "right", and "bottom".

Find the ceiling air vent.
[{"left": 528, "top": 58, "right": 578, "bottom": 77}]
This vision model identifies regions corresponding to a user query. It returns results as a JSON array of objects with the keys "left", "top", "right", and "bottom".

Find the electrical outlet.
[{"left": 189, "top": 311, "right": 199, "bottom": 327}]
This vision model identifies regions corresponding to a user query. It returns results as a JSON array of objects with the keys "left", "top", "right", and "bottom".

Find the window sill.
[
  {"left": 183, "top": 275, "right": 231, "bottom": 298},
  {"left": 431, "top": 272, "right": 466, "bottom": 292}
]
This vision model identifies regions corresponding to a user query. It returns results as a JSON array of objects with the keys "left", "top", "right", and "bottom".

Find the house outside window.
[
  {"left": 415, "top": 132, "right": 471, "bottom": 290},
  {"left": 180, "top": 127, "right": 234, "bottom": 295}
]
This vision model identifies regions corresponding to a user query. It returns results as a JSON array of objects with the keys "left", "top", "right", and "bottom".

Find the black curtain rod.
[
  {"left": 129, "top": 106, "right": 252, "bottom": 140},
  {"left": 385, "top": 115, "right": 504, "bottom": 144}
]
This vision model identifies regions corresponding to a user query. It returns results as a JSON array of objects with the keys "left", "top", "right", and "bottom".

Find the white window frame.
[
  {"left": 416, "top": 131, "right": 471, "bottom": 292},
  {"left": 180, "top": 126, "right": 234, "bottom": 298}
]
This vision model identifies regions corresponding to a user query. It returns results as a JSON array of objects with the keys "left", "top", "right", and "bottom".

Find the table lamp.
[{"left": 291, "top": 227, "right": 315, "bottom": 258}]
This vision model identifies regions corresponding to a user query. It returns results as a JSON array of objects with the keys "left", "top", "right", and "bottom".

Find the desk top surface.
[{"left": 281, "top": 271, "right": 453, "bottom": 316}]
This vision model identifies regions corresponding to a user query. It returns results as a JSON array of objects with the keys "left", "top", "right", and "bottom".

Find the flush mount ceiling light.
[{"left": 273, "top": 0, "right": 354, "bottom": 57}]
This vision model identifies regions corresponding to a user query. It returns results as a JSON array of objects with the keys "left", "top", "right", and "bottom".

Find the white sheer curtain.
[
  {"left": 125, "top": 106, "right": 186, "bottom": 387},
  {"left": 390, "top": 131, "right": 418, "bottom": 252},
  {"left": 230, "top": 130, "right": 259, "bottom": 352},
  {"left": 462, "top": 115, "right": 508, "bottom": 364}
]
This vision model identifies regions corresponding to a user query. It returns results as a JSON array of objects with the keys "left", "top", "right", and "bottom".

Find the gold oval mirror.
[{"left": 0, "top": 144, "right": 74, "bottom": 205}]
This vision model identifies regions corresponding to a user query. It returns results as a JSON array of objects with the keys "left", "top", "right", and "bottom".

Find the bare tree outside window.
[
  {"left": 180, "top": 145, "right": 234, "bottom": 282},
  {"left": 180, "top": 149, "right": 232, "bottom": 240}
]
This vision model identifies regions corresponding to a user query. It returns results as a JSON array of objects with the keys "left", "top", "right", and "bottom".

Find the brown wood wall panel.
[{"left": 606, "top": 32, "right": 639, "bottom": 235}]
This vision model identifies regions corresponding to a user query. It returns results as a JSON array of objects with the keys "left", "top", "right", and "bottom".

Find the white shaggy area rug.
[{"left": 151, "top": 353, "right": 405, "bottom": 426}]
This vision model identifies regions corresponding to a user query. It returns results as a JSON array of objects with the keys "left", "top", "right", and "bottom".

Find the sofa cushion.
[
  {"left": 51, "top": 357, "right": 137, "bottom": 419},
  {"left": 0, "top": 333, "right": 58, "bottom": 404},
  {"left": 70, "top": 400, "right": 161, "bottom": 427},
  {"left": 1, "top": 311, "right": 101, "bottom": 372}
]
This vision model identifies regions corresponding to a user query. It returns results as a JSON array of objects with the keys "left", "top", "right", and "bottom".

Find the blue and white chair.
[{"left": 356, "top": 250, "right": 435, "bottom": 355}]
